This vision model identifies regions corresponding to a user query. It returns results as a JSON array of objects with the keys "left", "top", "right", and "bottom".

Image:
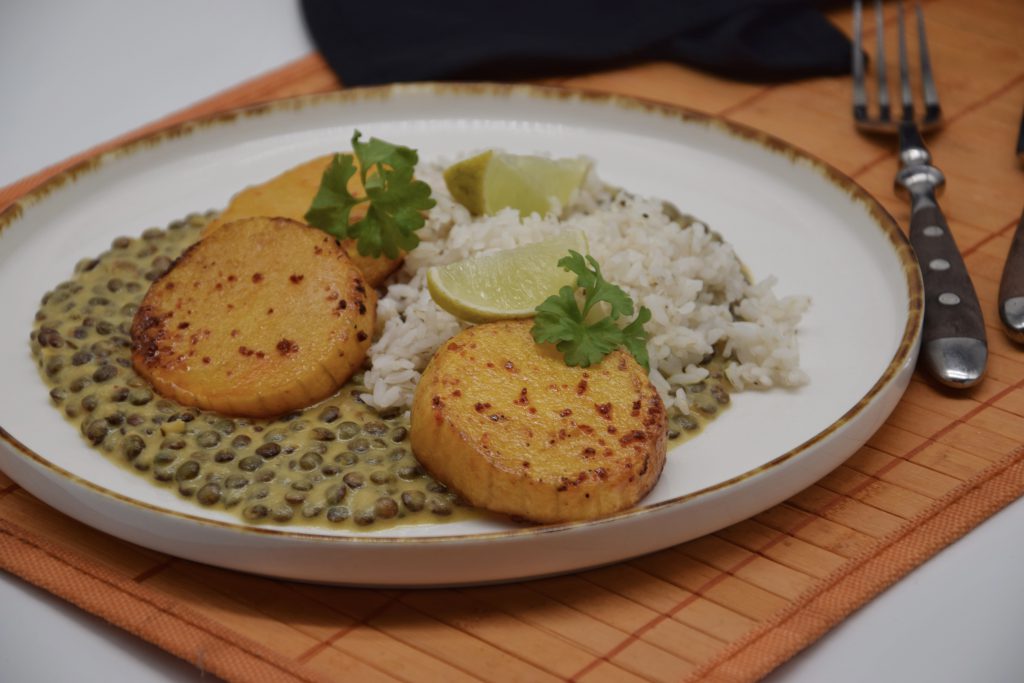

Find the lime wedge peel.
[
  {"left": 443, "top": 151, "right": 591, "bottom": 219},
  {"left": 427, "top": 230, "right": 589, "bottom": 323}
]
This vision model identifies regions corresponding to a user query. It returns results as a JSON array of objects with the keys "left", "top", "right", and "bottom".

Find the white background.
[{"left": 2, "top": 1, "right": 1023, "bottom": 681}]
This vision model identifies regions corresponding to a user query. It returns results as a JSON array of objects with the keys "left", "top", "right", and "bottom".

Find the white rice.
[{"left": 360, "top": 162, "right": 810, "bottom": 414}]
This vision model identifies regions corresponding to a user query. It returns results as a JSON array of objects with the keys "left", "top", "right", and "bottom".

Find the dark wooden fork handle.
[{"left": 909, "top": 201, "right": 988, "bottom": 387}]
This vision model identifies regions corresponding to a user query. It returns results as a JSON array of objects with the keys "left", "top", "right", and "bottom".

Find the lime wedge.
[
  {"left": 444, "top": 151, "right": 591, "bottom": 218},
  {"left": 427, "top": 230, "right": 588, "bottom": 323}
]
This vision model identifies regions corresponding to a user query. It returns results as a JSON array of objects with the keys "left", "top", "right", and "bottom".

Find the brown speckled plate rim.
[{"left": 0, "top": 82, "right": 923, "bottom": 546}]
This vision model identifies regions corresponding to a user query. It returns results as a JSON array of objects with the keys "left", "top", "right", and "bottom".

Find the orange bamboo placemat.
[{"left": 3, "top": 2, "right": 1024, "bottom": 681}]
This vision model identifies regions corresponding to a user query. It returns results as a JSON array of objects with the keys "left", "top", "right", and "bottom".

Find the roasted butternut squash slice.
[
  {"left": 410, "top": 320, "right": 667, "bottom": 522},
  {"left": 202, "top": 154, "right": 402, "bottom": 286},
  {"left": 131, "top": 217, "right": 375, "bottom": 417}
]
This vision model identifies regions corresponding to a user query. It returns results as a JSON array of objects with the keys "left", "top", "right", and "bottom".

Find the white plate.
[{"left": 0, "top": 84, "right": 921, "bottom": 586}]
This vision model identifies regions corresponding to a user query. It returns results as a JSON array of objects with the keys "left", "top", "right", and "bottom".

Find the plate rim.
[{"left": 0, "top": 81, "right": 924, "bottom": 545}]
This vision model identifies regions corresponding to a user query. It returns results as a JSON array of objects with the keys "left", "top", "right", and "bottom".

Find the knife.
[{"left": 997, "top": 107, "right": 1024, "bottom": 342}]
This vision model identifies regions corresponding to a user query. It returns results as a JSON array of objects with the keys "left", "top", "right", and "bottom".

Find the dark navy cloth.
[{"left": 301, "top": 0, "right": 851, "bottom": 86}]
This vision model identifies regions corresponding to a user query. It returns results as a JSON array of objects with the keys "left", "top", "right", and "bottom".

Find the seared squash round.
[
  {"left": 410, "top": 320, "right": 667, "bottom": 522},
  {"left": 131, "top": 217, "right": 375, "bottom": 417},
  {"left": 201, "top": 154, "right": 403, "bottom": 286}
]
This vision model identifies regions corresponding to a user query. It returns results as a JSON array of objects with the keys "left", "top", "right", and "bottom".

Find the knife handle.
[
  {"left": 998, "top": 208, "right": 1024, "bottom": 342},
  {"left": 908, "top": 198, "right": 988, "bottom": 388}
]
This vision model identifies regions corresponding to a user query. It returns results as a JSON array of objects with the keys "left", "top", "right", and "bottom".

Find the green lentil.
[
  {"left": 238, "top": 455, "right": 262, "bottom": 472},
  {"left": 255, "top": 443, "right": 281, "bottom": 458},
  {"left": 196, "top": 431, "right": 221, "bottom": 448},
  {"left": 374, "top": 497, "right": 399, "bottom": 519},
  {"left": 337, "top": 422, "right": 360, "bottom": 439},
  {"left": 197, "top": 483, "right": 222, "bottom": 505},
  {"left": 401, "top": 490, "right": 425, "bottom": 511},
  {"left": 326, "top": 506, "right": 349, "bottom": 523}
]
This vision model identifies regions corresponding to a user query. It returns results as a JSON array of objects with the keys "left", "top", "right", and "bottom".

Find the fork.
[{"left": 852, "top": 0, "right": 987, "bottom": 388}]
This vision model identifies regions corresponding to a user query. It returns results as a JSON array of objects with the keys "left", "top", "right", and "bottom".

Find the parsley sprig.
[
  {"left": 304, "top": 131, "right": 436, "bottom": 259},
  {"left": 531, "top": 251, "right": 651, "bottom": 370}
]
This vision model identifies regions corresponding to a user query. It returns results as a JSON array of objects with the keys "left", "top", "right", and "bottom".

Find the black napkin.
[{"left": 301, "top": 0, "right": 851, "bottom": 87}]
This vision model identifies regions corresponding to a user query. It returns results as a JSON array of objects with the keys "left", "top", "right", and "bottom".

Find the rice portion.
[{"left": 361, "top": 163, "right": 809, "bottom": 414}]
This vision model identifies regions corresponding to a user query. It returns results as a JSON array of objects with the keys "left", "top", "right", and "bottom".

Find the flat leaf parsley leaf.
[
  {"left": 531, "top": 250, "right": 651, "bottom": 370},
  {"left": 304, "top": 131, "right": 436, "bottom": 259}
]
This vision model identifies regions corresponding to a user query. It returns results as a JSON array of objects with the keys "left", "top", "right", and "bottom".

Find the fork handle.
[
  {"left": 997, "top": 207, "right": 1024, "bottom": 342},
  {"left": 909, "top": 197, "right": 988, "bottom": 387}
]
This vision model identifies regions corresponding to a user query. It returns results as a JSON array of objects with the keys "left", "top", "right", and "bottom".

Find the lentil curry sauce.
[{"left": 29, "top": 214, "right": 730, "bottom": 529}]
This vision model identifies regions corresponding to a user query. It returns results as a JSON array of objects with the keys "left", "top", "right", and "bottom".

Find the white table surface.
[{"left": 2, "top": 2, "right": 1023, "bottom": 681}]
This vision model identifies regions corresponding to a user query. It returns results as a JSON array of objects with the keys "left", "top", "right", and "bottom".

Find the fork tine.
[
  {"left": 852, "top": 0, "right": 868, "bottom": 122},
  {"left": 915, "top": 1, "right": 942, "bottom": 125},
  {"left": 897, "top": 0, "right": 915, "bottom": 122},
  {"left": 874, "top": 0, "right": 891, "bottom": 122}
]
